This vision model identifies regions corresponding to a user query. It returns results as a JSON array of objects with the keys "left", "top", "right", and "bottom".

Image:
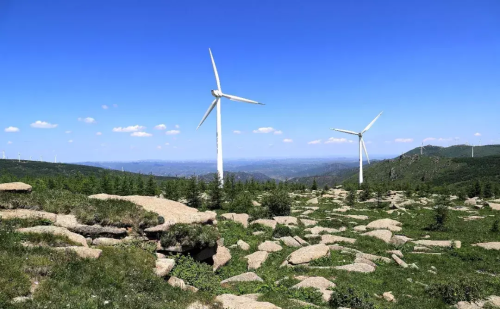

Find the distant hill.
[
  {"left": 199, "top": 171, "right": 274, "bottom": 183},
  {"left": 404, "top": 144, "right": 500, "bottom": 158},
  {"left": 0, "top": 159, "right": 174, "bottom": 180},
  {"left": 289, "top": 162, "right": 362, "bottom": 187}
]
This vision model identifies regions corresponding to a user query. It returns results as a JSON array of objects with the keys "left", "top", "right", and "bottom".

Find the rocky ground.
[{"left": 1, "top": 182, "right": 500, "bottom": 308}]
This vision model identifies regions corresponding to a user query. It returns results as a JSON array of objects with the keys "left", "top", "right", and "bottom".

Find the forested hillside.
[{"left": 404, "top": 144, "right": 500, "bottom": 158}]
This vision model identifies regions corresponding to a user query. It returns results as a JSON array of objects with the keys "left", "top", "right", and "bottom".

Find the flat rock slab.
[
  {"left": 245, "top": 251, "right": 269, "bottom": 270},
  {"left": 300, "top": 219, "right": 317, "bottom": 226},
  {"left": 167, "top": 276, "right": 198, "bottom": 293},
  {"left": 353, "top": 225, "right": 367, "bottom": 232},
  {"left": 280, "top": 236, "right": 301, "bottom": 247},
  {"left": 392, "top": 254, "right": 408, "bottom": 268},
  {"left": 221, "top": 272, "right": 263, "bottom": 284},
  {"left": 258, "top": 241, "right": 282, "bottom": 252},
  {"left": 221, "top": 213, "right": 249, "bottom": 228},
  {"left": 92, "top": 237, "right": 123, "bottom": 246},
  {"left": 89, "top": 194, "right": 216, "bottom": 230},
  {"left": 0, "top": 182, "right": 32, "bottom": 193},
  {"left": 335, "top": 263, "right": 376, "bottom": 273},
  {"left": 213, "top": 246, "right": 232, "bottom": 271},
  {"left": 17, "top": 226, "right": 88, "bottom": 247},
  {"left": 273, "top": 216, "right": 298, "bottom": 225},
  {"left": 362, "top": 230, "right": 393, "bottom": 243},
  {"left": 366, "top": 219, "right": 402, "bottom": 232},
  {"left": 237, "top": 240, "right": 250, "bottom": 250},
  {"left": 0, "top": 209, "right": 56, "bottom": 222},
  {"left": 307, "top": 197, "right": 318, "bottom": 205},
  {"left": 55, "top": 246, "right": 102, "bottom": 259},
  {"left": 294, "top": 236, "right": 308, "bottom": 246},
  {"left": 305, "top": 226, "right": 344, "bottom": 235},
  {"left": 488, "top": 203, "right": 500, "bottom": 211},
  {"left": 216, "top": 294, "right": 281, "bottom": 309},
  {"left": 472, "top": 242, "right": 500, "bottom": 250},
  {"left": 293, "top": 276, "right": 335, "bottom": 302},
  {"left": 155, "top": 258, "right": 175, "bottom": 277},
  {"left": 288, "top": 244, "right": 330, "bottom": 265},
  {"left": 413, "top": 240, "right": 456, "bottom": 247},
  {"left": 390, "top": 235, "right": 412, "bottom": 246},
  {"left": 250, "top": 219, "right": 277, "bottom": 230},
  {"left": 320, "top": 235, "right": 357, "bottom": 244},
  {"left": 356, "top": 252, "right": 392, "bottom": 264}
]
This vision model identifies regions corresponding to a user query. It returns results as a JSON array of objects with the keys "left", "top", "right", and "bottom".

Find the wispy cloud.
[
  {"left": 274, "top": 130, "right": 283, "bottom": 135},
  {"left": 423, "top": 137, "right": 436, "bottom": 142},
  {"left": 474, "top": 132, "right": 481, "bottom": 136},
  {"left": 395, "top": 138, "right": 414, "bottom": 143},
  {"left": 131, "top": 131, "right": 152, "bottom": 137},
  {"left": 96, "top": 132, "right": 102, "bottom": 136},
  {"left": 157, "top": 145, "right": 162, "bottom": 149},
  {"left": 308, "top": 139, "right": 322, "bottom": 145},
  {"left": 165, "top": 130, "right": 180, "bottom": 135},
  {"left": 113, "top": 125, "right": 145, "bottom": 132},
  {"left": 31, "top": 121, "right": 58, "bottom": 129},
  {"left": 78, "top": 117, "right": 96, "bottom": 124},
  {"left": 154, "top": 124, "right": 167, "bottom": 130},
  {"left": 4, "top": 126, "right": 19, "bottom": 133},
  {"left": 165, "top": 142, "right": 170, "bottom": 146},
  {"left": 283, "top": 138, "right": 293, "bottom": 143},
  {"left": 7, "top": 141, "right": 12, "bottom": 144},
  {"left": 175, "top": 124, "right": 180, "bottom": 129},
  {"left": 65, "top": 130, "right": 72, "bottom": 134},
  {"left": 102, "top": 105, "right": 109, "bottom": 110},
  {"left": 253, "top": 127, "right": 276, "bottom": 134},
  {"left": 325, "top": 137, "right": 352, "bottom": 144},
  {"left": 233, "top": 130, "right": 242, "bottom": 134},
  {"left": 68, "top": 140, "right": 73, "bottom": 143}
]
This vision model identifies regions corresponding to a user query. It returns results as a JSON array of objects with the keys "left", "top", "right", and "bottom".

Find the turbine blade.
[
  {"left": 221, "top": 93, "right": 263, "bottom": 105},
  {"left": 332, "top": 128, "right": 359, "bottom": 135},
  {"left": 209, "top": 48, "right": 221, "bottom": 91},
  {"left": 197, "top": 98, "right": 218, "bottom": 129},
  {"left": 362, "top": 138, "right": 370, "bottom": 164},
  {"left": 362, "top": 111, "right": 383, "bottom": 134}
]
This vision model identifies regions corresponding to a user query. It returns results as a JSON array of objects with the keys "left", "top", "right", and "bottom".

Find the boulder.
[
  {"left": 353, "top": 225, "right": 367, "bottom": 232},
  {"left": 354, "top": 257, "right": 376, "bottom": 267},
  {"left": 355, "top": 252, "right": 392, "bottom": 264},
  {"left": 383, "top": 291, "right": 396, "bottom": 302},
  {"left": 366, "top": 219, "right": 402, "bottom": 232},
  {"left": 213, "top": 246, "right": 232, "bottom": 271},
  {"left": 221, "top": 213, "right": 249, "bottom": 228},
  {"left": 487, "top": 203, "right": 500, "bottom": 211},
  {"left": 221, "top": 272, "right": 263, "bottom": 284},
  {"left": 305, "top": 226, "right": 343, "bottom": 235},
  {"left": 472, "top": 242, "right": 500, "bottom": 250},
  {"left": 258, "top": 241, "right": 282, "bottom": 252},
  {"left": 0, "top": 182, "right": 32, "bottom": 193},
  {"left": 252, "top": 200, "right": 261, "bottom": 207},
  {"left": 250, "top": 219, "right": 277, "bottom": 230},
  {"left": 273, "top": 216, "right": 298, "bottom": 226},
  {"left": 17, "top": 226, "right": 88, "bottom": 247},
  {"left": 237, "top": 240, "right": 250, "bottom": 251},
  {"left": 288, "top": 244, "right": 330, "bottom": 265},
  {"left": 54, "top": 214, "right": 127, "bottom": 237},
  {"left": 280, "top": 236, "right": 301, "bottom": 247},
  {"left": 320, "top": 235, "right": 357, "bottom": 244},
  {"left": 392, "top": 254, "right": 408, "bottom": 268},
  {"left": 92, "top": 237, "right": 123, "bottom": 246},
  {"left": 390, "top": 235, "right": 412, "bottom": 246},
  {"left": 387, "top": 250, "right": 403, "bottom": 258},
  {"left": 362, "top": 230, "right": 393, "bottom": 243},
  {"left": 464, "top": 198, "right": 477, "bottom": 206},
  {"left": 413, "top": 240, "right": 456, "bottom": 247},
  {"left": 292, "top": 276, "right": 336, "bottom": 302},
  {"left": 300, "top": 219, "right": 317, "bottom": 226},
  {"left": 335, "top": 263, "right": 375, "bottom": 273},
  {"left": 307, "top": 197, "right": 318, "bottom": 205},
  {"left": 55, "top": 246, "right": 102, "bottom": 259},
  {"left": 293, "top": 236, "right": 308, "bottom": 246},
  {"left": 0, "top": 209, "right": 57, "bottom": 222},
  {"left": 245, "top": 251, "right": 269, "bottom": 270},
  {"left": 216, "top": 294, "right": 281, "bottom": 309},
  {"left": 154, "top": 258, "right": 175, "bottom": 277},
  {"left": 167, "top": 276, "right": 198, "bottom": 292}
]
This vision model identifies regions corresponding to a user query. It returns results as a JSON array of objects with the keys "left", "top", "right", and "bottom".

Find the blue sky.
[{"left": 1, "top": 0, "right": 499, "bottom": 162}]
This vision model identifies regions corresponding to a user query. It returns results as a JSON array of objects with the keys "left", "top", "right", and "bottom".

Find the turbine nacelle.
[{"left": 211, "top": 89, "right": 222, "bottom": 97}]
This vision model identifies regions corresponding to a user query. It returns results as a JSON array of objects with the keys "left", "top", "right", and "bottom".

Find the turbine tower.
[
  {"left": 420, "top": 142, "right": 425, "bottom": 155},
  {"left": 2, "top": 150, "right": 5, "bottom": 159},
  {"left": 472, "top": 143, "right": 474, "bottom": 158},
  {"left": 197, "top": 48, "right": 263, "bottom": 186},
  {"left": 54, "top": 155, "right": 57, "bottom": 163},
  {"left": 18, "top": 152, "right": 20, "bottom": 162},
  {"left": 332, "top": 112, "right": 383, "bottom": 185}
]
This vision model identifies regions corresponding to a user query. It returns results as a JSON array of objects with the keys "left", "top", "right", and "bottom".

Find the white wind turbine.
[
  {"left": 420, "top": 142, "right": 425, "bottom": 155},
  {"left": 332, "top": 112, "right": 383, "bottom": 185},
  {"left": 54, "top": 155, "right": 57, "bottom": 163},
  {"left": 18, "top": 152, "right": 20, "bottom": 162},
  {"left": 197, "top": 48, "right": 263, "bottom": 185},
  {"left": 2, "top": 150, "right": 5, "bottom": 159}
]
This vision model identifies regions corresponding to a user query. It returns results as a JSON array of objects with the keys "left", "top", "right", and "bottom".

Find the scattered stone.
[
  {"left": 0, "top": 209, "right": 56, "bottom": 222},
  {"left": 154, "top": 258, "right": 175, "bottom": 277},
  {"left": 11, "top": 296, "right": 32, "bottom": 303},
  {"left": 167, "top": 276, "right": 198, "bottom": 293},
  {"left": 258, "top": 241, "right": 282, "bottom": 252},
  {"left": 362, "top": 229, "right": 393, "bottom": 243},
  {"left": 383, "top": 291, "right": 396, "bottom": 302},
  {"left": 387, "top": 250, "right": 403, "bottom": 258},
  {"left": 221, "top": 213, "right": 249, "bottom": 228},
  {"left": 213, "top": 246, "right": 232, "bottom": 271},
  {"left": 472, "top": 242, "right": 500, "bottom": 250},
  {"left": 237, "top": 240, "right": 250, "bottom": 251},
  {"left": 353, "top": 225, "right": 367, "bottom": 232},
  {"left": 55, "top": 246, "right": 102, "bottom": 259},
  {"left": 221, "top": 272, "right": 263, "bottom": 284},
  {"left": 366, "top": 218, "right": 402, "bottom": 232},
  {"left": 216, "top": 294, "right": 281, "bottom": 309},
  {"left": 17, "top": 226, "right": 88, "bottom": 247},
  {"left": 488, "top": 203, "right": 500, "bottom": 211},
  {"left": 273, "top": 216, "right": 298, "bottom": 226},
  {"left": 245, "top": 251, "right": 269, "bottom": 270},
  {"left": 354, "top": 257, "right": 376, "bottom": 267},
  {"left": 250, "top": 219, "right": 277, "bottom": 230},
  {"left": 293, "top": 236, "right": 308, "bottom": 246},
  {"left": 252, "top": 231, "right": 265, "bottom": 236},
  {"left": 300, "top": 219, "right": 317, "bottom": 226},
  {"left": 392, "top": 254, "right": 408, "bottom": 268},
  {"left": 186, "top": 301, "right": 211, "bottom": 309},
  {"left": 288, "top": 244, "right": 330, "bottom": 265},
  {"left": 414, "top": 246, "right": 430, "bottom": 251},
  {"left": 92, "top": 237, "right": 123, "bottom": 246},
  {"left": 292, "top": 277, "right": 336, "bottom": 301},
  {"left": 413, "top": 240, "right": 458, "bottom": 248},
  {"left": 320, "top": 235, "right": 357, "bottom": 244},
  {"left": 355, "top": 252, "right": 392, "bottom": 264},
  {"left": 0, "top": 182, "right": 32, "bottom": 193},
  {"left": 305, "top": 226, "right": 344, "bottom": 235},
  {"left": 464, "top": 198, "right": 478, "bottom": 206},
  {"left": 335, "top": 263, "right": 376, "bottom": 273},
  {"left": 307, "top": 197, "right": 319, "bottom": 205},
  {"left": 280, "top": 236, "right": 301, "bottom": 247},
  {"left": 390, "top": 235, "right": 412, "bottom": 246}
]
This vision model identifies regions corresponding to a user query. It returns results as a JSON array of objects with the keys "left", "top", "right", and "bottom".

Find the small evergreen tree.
[
  {"left": 262, "top": 189, "right": 292, "bottom": 216},
  {"left": 483, "top": 182, "right": 493, "bottom": 199},
  {"left": 207, "top": 173, "right": 223, "bottom": 210},
  {"left": 311, "top": 178, "right": 318, "bottom": 191},
  {"left": 359, "top": 182, "right": 372, "bottom": 201},
  {"left": 164, "top": 180, "right": 180, "bottom": 201},
  {"left": 101, "top": 173, "right": 113, "bottom": 194},
  {"left": 323, "top": 184, "right": 329, "bottom": 191},
  {"left": 135, "top": 175, "right": 145, "bottom": 195},
  {"left": 146, "top": 174, "right": 157, "bottom": 196},
  {"left": 346, "top": 187, "right": 358, "bottom": 206},
  {"left": 224, "top": 174, "right": 237, "bottom": 204},
  {"left": 185, "top": 176, "right": 202, "bottom": 208}
]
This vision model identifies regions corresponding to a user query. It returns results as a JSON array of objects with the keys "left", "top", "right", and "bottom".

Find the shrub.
[
  {"left": 261, "top": 190, "right": 292, "bottom": 216},
  {"left": 426, "top": 278, "right": 482, "bottom": 304},
  {"left": 228, "top": 191, "right": 253, "bottom": 214},
  {"left": 427, "top": 205, "right": 449, "bottom": 231},
  {"left": 273, "top": 224, "right": 294, "bottom": 238},
  {"left": 160, "top": 224, "right": 219, "bottom": 249},
  {"left": 491, "top": 220, "right": 499, "bottom": 233},
  {"left": 345, "top": 188, "right": 357, "bottom": 206},
  {"left": 329, "top": 286, "right": 375, "bottom": 309},
  {"left": 170, "top": 254, "right": 222, "bottom": 294}
]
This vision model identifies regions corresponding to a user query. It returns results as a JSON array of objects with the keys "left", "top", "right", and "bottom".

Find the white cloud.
[
  {"left": 165, "top": 130, "right": 180, "bottom": 135},
  {"left": 283, "top": 139, "right": 293, "bottom": 143},
  {"left": 157, "top": 145, "right": 162, "bottom": 149},
  {"left": 65, "top": 130, "right": 71, "bottom": 134},
  {"left": 78, "top": 117, "right": 96, "bottom": 124},
  {"left": 325, "top": 137, "right": 351, "bottom": 144},
  {"left": 112, "top": 125, "right": 145, "bottom": 132},
  {"left": 175, "top": 124, "right": 180, "bottom": 129},
  {"left": 308, "top": 139, "right": 322, "bottom": 145},
  {"left": 474, "top": 132, "right": 481, "bottom": 136},
  {"left": 31, "top": 121, "right": 58, "bottom": 129},
  {"left": 4, "top": 126, "right": 19, "bottom": 133},
  {"left": 395, "top": 138, "right": 414, "bottom": 143},
  {"left": 233, "top": 130, "right": 242, "bottom": 134},
  {"left": 102, "top": 105, "right": 109, "bottom": 110},
  {"left": 7, "top": 141, "right": 12, "bottom": 144},
  {"left": 438, "top": 137, "right": 452, "bottom": 142},
  {"left": 154, "top": 124, "right": 167, "bottom": 130},
  {"left": 274, "top": 130, "right": 283, "bottom": 135},
  {"left": 96, "top": 132, "right": 102, "bottom": 136},
  {"left": 68, "top": 140, "right": 73, "bottom": 143},
  {"left": 253, "top": 127, "right": 275, "bottom": 134},
  {"left": 165, "top": 142, "right": 170, "bottom": 146},
  {"left": 423, "top": 137, "right": 436, "bottom": 142},
  {"left": 131, "top": 131, "right": 152, "bottom": 137}
]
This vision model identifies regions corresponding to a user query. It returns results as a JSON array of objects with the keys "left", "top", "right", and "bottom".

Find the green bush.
[
  {"left": 228, "top": 191, "right": 253, "bottom": 214},
  {"left": 261, "top": 190, "right": 292, "bottom": 216},
  {"left": 273, "top": 224, "right": 294, "bottom": 238},
  {"left": 426, "top": 205, "right": 449, "bottom": 231},
  {"left": 426, "top": 278, "right": 482, "bottom": 304},
  {"left": 160, "top": 224, "right": 219, "bottom": 249},
  {"left": 329, "top": 286, "right": 375, "bottom": 309},
  {"left": 491, "top": 219, "right": 499, "bottom": 233},
  {"left": 170, "top": 254, "right": 222, "bottom": 294}
]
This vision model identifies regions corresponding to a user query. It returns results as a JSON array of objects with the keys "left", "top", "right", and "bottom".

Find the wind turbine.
[
  {"left": 54, "top": 155, "right": 57, "bottom": 163},
  {"left": 420, "top": 142, "right": 425, "bottom": 155},
  {"left": 18, "top": 152, "right": 20, "bottom": 162},
  {"left": 2, "top": 150, "right": 5, "bottom": 159},
  {"left": 40, "top": 156, "right": 43, "bottom": 161},
  {"left": 197, "top": 48, "right": 264, "bottom": 186},
  {"left": 332, "top": 112, "right": 383, "bottom": 185}
]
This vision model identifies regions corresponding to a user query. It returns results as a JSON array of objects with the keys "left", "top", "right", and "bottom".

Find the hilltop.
[{"left": 404, "top": 144, "right": 500, "bottom": 158}]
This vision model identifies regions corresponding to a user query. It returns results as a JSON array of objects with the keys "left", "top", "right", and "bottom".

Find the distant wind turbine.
[
  {"left": 54, "top": 155, "right": 57, "bottom": 163},
  {"left": 2, "top": 150, "right": 5, "bottom": 159},
  {"left": 420, "top": 142, "right": 425, "bottom": 155},
  {"left": 332, "top": 111, "right": 383, "bottom": 185},
  {"left": 197, "top": 48, "right": 264, "bottom": 186},
  {"left": 40, "top": 156, "right": 43, "bottom": 161},
  {"left": 18, "top": 152, "right": 20, "bottom": 162}
]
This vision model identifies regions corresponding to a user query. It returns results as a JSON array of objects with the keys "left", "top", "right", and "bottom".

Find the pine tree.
[
  {"left": 484, "top": 182, "right": 493, "bottom": 199},
  {"left": 359, "top": 182, "right": 372, "bottom": 201},
  {"left": 345, "top": 187, "right": 358, "bottom": 206},
  {"left": 101, "top": 173, "right": 113, "bottom": 194},
  {"left": 136, "top": 175, "right": 145, "bottom": 195},
  {"left": 146, "top": 174, "right": 157, "bottom": 196},
  {"left": 323, "top": 184, "right": 329, "bottom": 191},
  {"left": 207, "top": 173, "right": 223, "bottom": 210},
  {"left": 224, "top": 174, "right": 237, "bottom": 204},
  {"left": 473, "top": 180, "right": 482, "bottom": 198},
  {"left": 185, "top": 176, "right": 202, "bottom": 208},
  {"left": 164, "top": 180, "right": 180, "bottom": 201},
  {"left": 81, "top": 178, "right": 94, "bottom": 195},
  {"left": 376, "top": 185, "right": 384, "bottom": 208},
  {"left": 311, "top": 178, "right": 318, "bottom": 191}
]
